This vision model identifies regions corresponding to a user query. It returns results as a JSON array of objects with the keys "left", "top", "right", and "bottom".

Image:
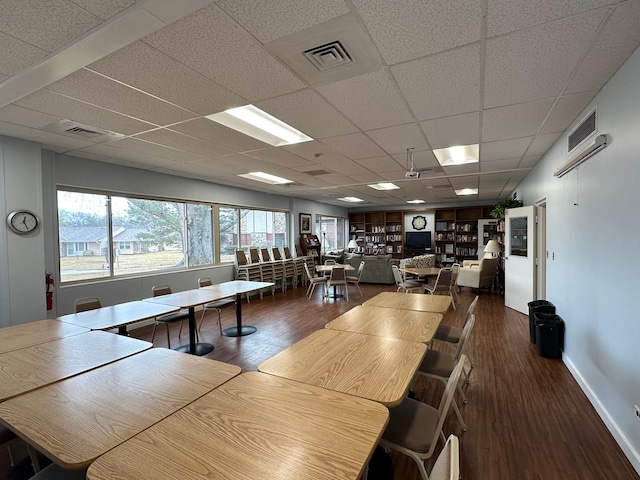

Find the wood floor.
[{"left": 1, "top": 282, "right": 638, "bottom": 479}]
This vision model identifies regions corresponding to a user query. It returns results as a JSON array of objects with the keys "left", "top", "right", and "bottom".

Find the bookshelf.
[
  {"left": 299, "top": 234, "right": 321, "bottom": 265},
  {"left": 348, "top": 211, "right": 403, "bottom": 258}
]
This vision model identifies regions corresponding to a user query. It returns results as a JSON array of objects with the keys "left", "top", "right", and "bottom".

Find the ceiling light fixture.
[
  {"left": 433, "top": 144, "right": 479, "bottom": 166},
  {"left": 338, "top": 196, "right": 364, "bottom": 203},
  {"left": 206, "top": 105, "right": 313, "bottom": 147},
  {"left": 406, "top": 199, "right": 425, "bottom": 204},
  {"left": 238, "top": 171, "right": 293, "bottom": 185},
  {"left": 368, "top": 182, "right": 399, "bottom": 190},
  {"left": 455, "top": 188, "right": 478, "bottom": 196}
]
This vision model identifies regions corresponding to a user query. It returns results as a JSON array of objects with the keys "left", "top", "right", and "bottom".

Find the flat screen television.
[{"left": 405, "top": 231, "right": 432, "bottom": 250}]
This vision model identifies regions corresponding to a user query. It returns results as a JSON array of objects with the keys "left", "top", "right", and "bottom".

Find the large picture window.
[{"left": 318, "top": 215, "right": 346, "bottom": 252}]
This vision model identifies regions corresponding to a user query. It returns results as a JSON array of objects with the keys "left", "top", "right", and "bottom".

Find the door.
[
  {"left": 477, "top": 218, "right": 500, "bottom": 259},
  {"left": 504, "top": 206, "right": 536, "bottom": 314}
]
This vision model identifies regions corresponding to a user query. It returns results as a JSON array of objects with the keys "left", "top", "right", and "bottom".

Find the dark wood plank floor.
[{"left": 1, "top": 282, "right": 637, "bottom": 479}]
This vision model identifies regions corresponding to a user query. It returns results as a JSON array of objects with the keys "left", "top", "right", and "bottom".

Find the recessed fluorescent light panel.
[
  {"left": 406, "top": 199, "right": 425, "bottom": 204},
  {"left": 206, "top": 105, "right": 313, "bottom": 147},
  {"left": 455, "top": 188, "right": 478, "bottom": 196},
  {"left": 338, "top": 197, "right": 364, "bottom": 203},
  {"left": 433, "top": 144, "right": 479, "bottom": 166},
  {"left": 368, "top": 182, "right": 399, "bottom": 191},
  {"left": 238, "top": 171, "right": 293, "bottom": 185}
]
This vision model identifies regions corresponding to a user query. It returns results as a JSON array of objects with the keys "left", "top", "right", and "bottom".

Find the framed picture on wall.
[{"left": 300, "top": 213, "right": 311, "bottom": 234}]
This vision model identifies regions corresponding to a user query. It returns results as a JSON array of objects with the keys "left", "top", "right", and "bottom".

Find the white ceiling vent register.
[
  {"left": 304, "top": 41, "right": 352, "bottom": 71},
  {"left": 42, "top": 119, "right": 124, "bottom": 142}
]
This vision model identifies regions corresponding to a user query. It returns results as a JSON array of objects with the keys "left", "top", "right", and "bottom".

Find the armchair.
[{"left": 456, "top": 256, "right": 499, "bottom": 293}]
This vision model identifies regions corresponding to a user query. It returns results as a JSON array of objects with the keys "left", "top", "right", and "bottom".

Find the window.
[
  {"left": 318, "top": 215, "right": 346, "bottom": 251},
  {"left": 240, "top": 209, "right": 287, "bottom": 251},
  {"left": 219, "top": 207, "right": 239, "bottom": 263}
]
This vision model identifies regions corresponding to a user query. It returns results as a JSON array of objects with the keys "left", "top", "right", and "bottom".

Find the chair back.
[
  {"left": 329, "top": 265, "right": 346, "bottom": 282},
  {"left": 260, "top": 247, "right": 272, "bottom": 262},
  {"left": 272, "top": 247, "right": 283, "bottom": 260},
  {"left": 391, "top": 265, "right": 404, "bottom": 286},
  {"left": 283, "top": 246, "right": 293, "bottom": 259},
  {"left": 303, "top": 262, "right": 315, "bottom": 281},
  {"left": 479, "top": 257, "right": 499, "bottom": 284},
  {"left": 433, "top": 267, "right": 453, "bottom": 292},
  {"left": 198, "top": 277, "right": 212, "bottom": 287},
  {"left": 435, "top": 354, "right": 467, "bottom": 436},
  {"left": 454, "top": 314, "right": 476, "bottom": 360},
  {"left": 324, "top": 259, "right": 336, "bottom": 266},
  {"left": 235, "top": 249, "right": 249, "bottom": 265},
  {"left": 249, "top": 248, "right": 261, "bottom": 263},
  {"left": 451, "top": 263, "right": 460, "bottom": 285},
  {"left": 73, "top": 296, "right": 102, "bottom": 313},
  {"left": 295, "top": 245, "right": 303, "bottom": 256},
  {"left": 356, "top": 261, "right": 365, "bottom": 279},
  {"left": 152, "top": 284, "right": 172, "bottom": 297},
  {"left": 429, "top": 435, "right": 460, "bottom": 480},
  {"left": 465, "top": 296, "right": 479, "bottom": 325}
]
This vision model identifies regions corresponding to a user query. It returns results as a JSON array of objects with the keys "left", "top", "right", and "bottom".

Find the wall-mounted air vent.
[
  {"left": 568, "top": 109, "right": 596, "bottom": 154},
  {"left": 304, "top": 41, "right": 352, "bottom": 71}
]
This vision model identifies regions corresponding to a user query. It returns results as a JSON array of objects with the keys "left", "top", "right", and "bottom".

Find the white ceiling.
[{"left": 1, "top": 0, "right": 639, "bottom": 207}]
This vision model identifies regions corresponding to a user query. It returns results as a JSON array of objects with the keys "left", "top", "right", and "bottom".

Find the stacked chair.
[{"left": 234, "top": 249, "right": 264, "bottom": 302}]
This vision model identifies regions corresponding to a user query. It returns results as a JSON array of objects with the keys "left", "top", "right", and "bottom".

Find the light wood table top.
[
  {"left": 87, "top": 372, "right": 388, "bottom": 480},
  {"left": 0, "top": 348, "right": 241, "bottom": 470},
  {"left": 200, "top": 279, "right": 274, "bottom": 297},
  {"left": 259, "top": 329, "right": 426, "bottom": 407},
  {"left": 0, "top": 331, "right": 151, "bottom": 402},
  {"left": 56, "top": 300, "right": 180, "bottom": 331},
  {"left": 400, "top": 267, "right": 442, "bottom": 278},
  {"left": 325, "top": 305, "right": 443, "bottom": 343},
  {"left": 0, "top": 319, "right": 88, "bottom": 354},
  {"left": 315, "top": 264, "right": 355, "bottom": 274},
  {"left": 364, "top": 292, "right": 452, "bottom": 314}
]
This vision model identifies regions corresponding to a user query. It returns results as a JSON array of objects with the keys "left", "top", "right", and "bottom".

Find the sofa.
[
  {"left": 343, "top": 253, "right": 399, "bottom": 284},
  {"left": 399, "top": 254, "right": 436, "bottom": 270}
]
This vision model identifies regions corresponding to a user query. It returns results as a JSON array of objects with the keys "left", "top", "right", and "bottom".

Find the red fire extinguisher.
[{"left": 46, "top": 272, "right": 54, "bottom": 310}]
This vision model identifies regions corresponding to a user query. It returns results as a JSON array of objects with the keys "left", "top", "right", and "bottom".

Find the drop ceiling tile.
[
  {"left": 283, "top": 141, "right": 352, "bottom": 163},
  {"left": 133, "top": 129, "right": 234, "bottom": 158},
  {"left": 482, "top": 99, "right": 554, "bottom": 142},
  {"left": 0, "top": 0, "right": 101, "bottom": 52},
  {"left": 566, "top": 1, "right": 640, "bottom": 94},
  {"left": 87, "top": 41, "right": 246, "bottom": 115},
  {"left": 169, "top": 118, "right": 266, "bottom": 153},
  {"left": 321, "top": 132, "right": 386, "bottom": 160},
  {"left": 392, "top": 44, "right": 481, "bottom": 121},
  {"left": 392, "top": 149, "right": 441, "bottom": 171},
  {"left": 321, "top": 160, "right": 371, "bottom": 177},
  {"left": 484, "top": 10, "right": 606, "bottom": 108},
  {"left": 103, "top": 137, "right": 206, "bottom": 163},
  {"left": 0, "top": 32, "right": 48, "bottom": 76},
  {"left": 441, "top": 163, "right": 480, "bottom": 176},
  {"left": 244, "top": 147, "right": 314, "bottom": 168},
  {"left": 256, "top": 89, "right": 359, "bottom": 140},
  {"left": 366, "top": 124, "right": 429, "bottom": 155},
  {"left": 420, "top": 112, "right": 480, "bottom": 149},
  {"left": 68, "top": 0, "right": 136, "bottom": 20},
  {"left": 0, "top": 121, "right": 94, "bottom": 151},
  {"left": 14, "top": 89, "right": 155, "bottom": 135},
  {"left": 348, "top": 173, "right": 387, "bottom": 184},
  {"left": 47, "top": 69, "right": 196, "bottom": 126},
  {"left": 480, "top": 137, "right": 533, "bottom": 161},
  {"left": 526, "top": 132, "right": 562, "bottom": 156},
  {"left": 541, "top": 91, "right": 597, "bottom": 134},
  {"left": 480, "top": 158, "right": 521, "bottom": 172},
  {"left": 479, "top": 173, "right": 508, "bottom": 187},
  {"left": 0, "top": 105, "right": 60, "bottom": 129},
  {"left": 354, "top": 155, "right": 404, "bottom": 173},
  {"left": 316, "top": 71, "right": 414, "bottom": 131},
  {"left": 216, "top": 0, "right": 349, "bottom": 44},
  {"left": 78, "top": 143, "right": 177, "bottom": 167},
  {"left": 68, "top": 150, "right": 153, "bottom": 170},
  {"left": 352, "top": 0, "right": 482, "bottom": 64},
  {"left": 487, "top": 0, "right": 612, "bottom": 38},
  {"left": 518, "top": 155, "right": 542, "bottom": 168},
  {"left": 142, "top": 4, "right": 305, "bottom": 101}
]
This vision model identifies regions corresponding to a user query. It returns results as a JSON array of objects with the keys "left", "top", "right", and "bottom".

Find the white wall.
[{"left": 516, "top": 46, "right": 640, "bottom": 473}]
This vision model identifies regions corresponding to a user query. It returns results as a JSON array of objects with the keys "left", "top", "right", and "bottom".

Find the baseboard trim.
[{"left": 564, "top": 354, "right": 640, "bottom": 475}]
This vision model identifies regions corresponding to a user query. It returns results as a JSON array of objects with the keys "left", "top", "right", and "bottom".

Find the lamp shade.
[
  {"left": 347, "top": 239, "right": 359, "bottom": 249},
  {"left": 484, "top": 239, "right": 501, "bottom": 256}
]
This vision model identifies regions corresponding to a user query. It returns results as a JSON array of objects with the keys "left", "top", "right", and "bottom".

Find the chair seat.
[
  {"left": 156, "top": 311, "right": 189, "bottom": 323},
  {"left": 433, "top": 324, "right": 462, "bottom": 344},
  {"left": 419, "top": 349, "right": 456, "bottom": 378},
  {"left": 30, "top": 463, "right": 87, "bottom": 480},
  {"left": 203, "top": 298, "right": 234, "bottom": 309},
  {"left": 383, "top": 397, "right": 439, "bottom": 454}
]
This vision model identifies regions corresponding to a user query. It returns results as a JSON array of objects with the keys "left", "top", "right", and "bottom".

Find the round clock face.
[
  {"left": 7, "top": 210, "right": 39, "bottom": 235},
  {"left": 412, "top": 215, "right": 427, "bottom": 230}
]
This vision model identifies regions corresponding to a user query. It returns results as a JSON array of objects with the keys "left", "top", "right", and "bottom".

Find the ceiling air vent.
[
  {"left": 304, "top": 41, "right": 352, "bottom": 71},
  {"left": 64, "top": 126, "right": 104, "bottom": 138},
  {"left": 568, "top": 109, "right": 596, "bottom": 153},
  {"left": 41, "top": 119, "right": 124, "bottom": 142},
  {"left": 305, "top": 169, "right": 331, "bottom": 176}
]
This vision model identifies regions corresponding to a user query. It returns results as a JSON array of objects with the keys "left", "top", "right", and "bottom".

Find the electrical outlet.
[{"left": 635, "top": 405, "right": 640, "bottom": 422}]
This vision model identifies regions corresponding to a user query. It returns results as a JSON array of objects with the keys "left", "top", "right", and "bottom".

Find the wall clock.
[
  {"left": 7, "top": 210, "right": 39, "bottom": 235},
  {"left": 412, "top": 215, "right": 427, "bottom": 230}
]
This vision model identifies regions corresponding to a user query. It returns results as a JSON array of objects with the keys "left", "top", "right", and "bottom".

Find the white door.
[
  {"left": 504, "top": 206, "right": 536, "bottom": 314},
  {"left": 477, "top": 219, "right": 500, "bottom": 259}
]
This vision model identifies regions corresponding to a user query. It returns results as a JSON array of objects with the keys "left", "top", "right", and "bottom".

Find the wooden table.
[
  {"left": 0, "top": 331, "right": 151, "bottom": 402},
  {"left": 325, "top": 305, "right": 443, "bottom": 343},
  {"left": 57, "top": 300, "right": 180, "bottom": 334},
  {"left": 0, "top": 348, "right": 240, "bottom": 470},
  {"left": 364, "top": 291, "right": 452, "bottom": 314},
  {"left": 259, "top": 329, "right": 426, "bottom": 407},
  {"left": 315, "top": 264, "right": 355, "bottom": 274},
  {"left": 86, "top": 372, "right": 389, "bottom": 480},
  {"left": 201, "top": 280, "right": 274, "bottom": 337},
  {"left": 0, "top": 319, "right": 88, "bottom": 354}
]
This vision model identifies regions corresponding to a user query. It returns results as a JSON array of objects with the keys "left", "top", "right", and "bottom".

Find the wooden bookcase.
[
  {"left": 299, "top": 234, "right": 321, "bottom": 265},
  {"left": 348, "top": 211, "right": 403, "bottom": 258}
]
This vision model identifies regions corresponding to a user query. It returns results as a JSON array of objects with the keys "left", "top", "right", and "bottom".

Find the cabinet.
[
  {"left": 348, "top": 211, "right": 403, "bottom": 258},
  {"left": 300, "top": 234, "right": 321, "bottom": 265}
]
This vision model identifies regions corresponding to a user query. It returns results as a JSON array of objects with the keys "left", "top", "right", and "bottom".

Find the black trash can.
[
  {"left": 528, "top": 300, "right": 555, "bottom": 343},
  {"left": 534, "top": 313, "right": 564, "bottom": 358}
]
